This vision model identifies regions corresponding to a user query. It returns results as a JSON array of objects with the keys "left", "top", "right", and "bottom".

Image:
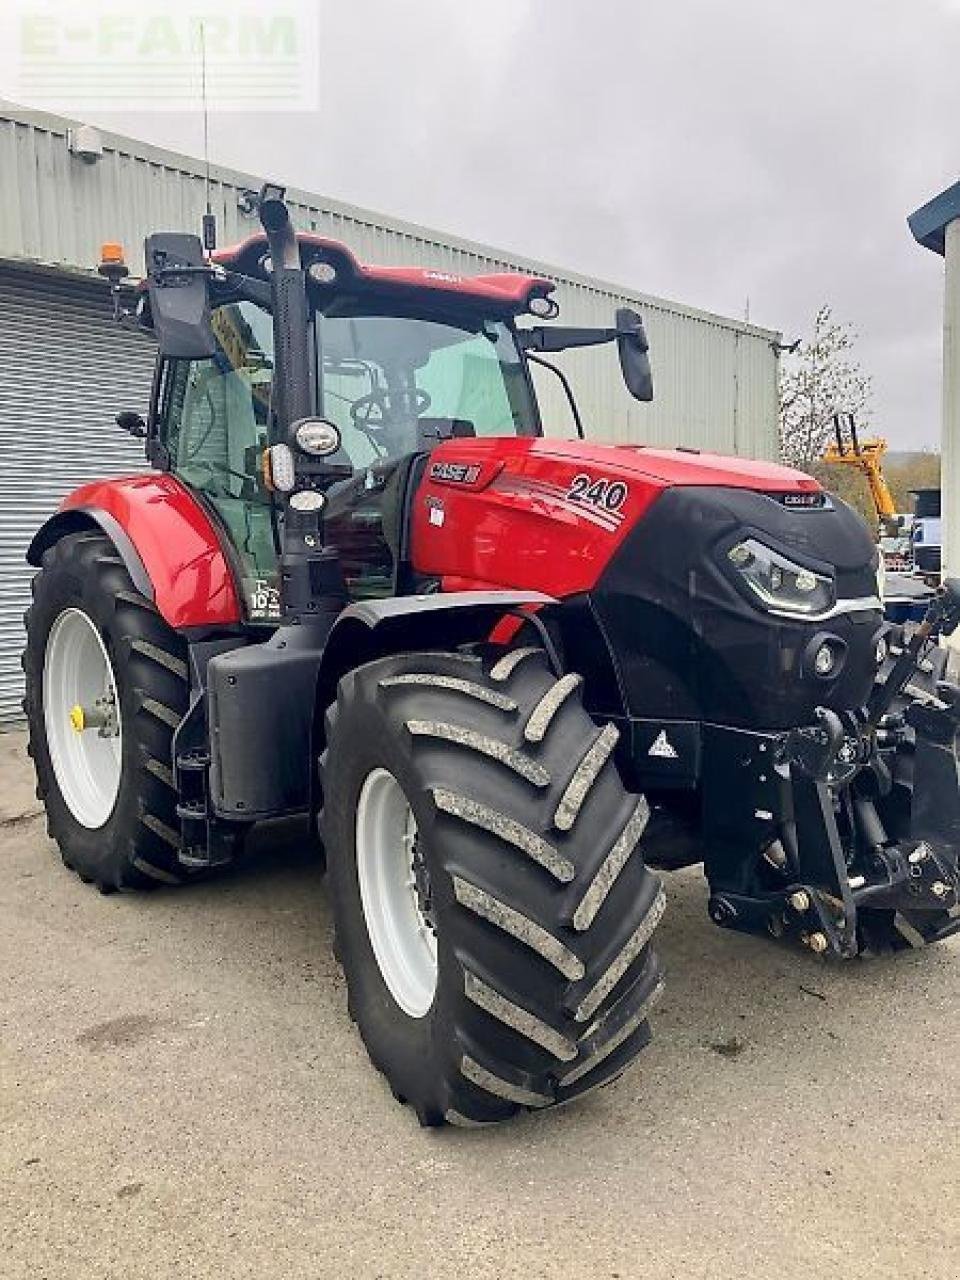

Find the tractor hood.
[
  {"left": 595, "top": 443, "right": 820, "bottom": 493},
  {"left": 411, "top": 436, "right": 827, "bottom": 601},
  {"left": 411, "top": 432, "right": 881, "bottom": 740},
  {"left": 427, "top": 436, "right": 821, "bottom": 496}
]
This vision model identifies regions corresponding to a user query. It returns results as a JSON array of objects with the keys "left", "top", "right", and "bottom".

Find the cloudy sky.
[{"left": 80, "top": 0, "right": 960, "bottom": 448}]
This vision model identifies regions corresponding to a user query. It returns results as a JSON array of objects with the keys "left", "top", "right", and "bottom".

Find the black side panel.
[{"left": 207, "top": 629, "right": 325, "bottom": 819}]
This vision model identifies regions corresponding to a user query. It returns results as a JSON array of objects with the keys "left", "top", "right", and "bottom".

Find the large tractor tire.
[
  {"left": 321, "top": 647, "right": 665, "bottom": 1127},
  {"left": 23, "top": 531, "right": 189, "bottom": 892}
]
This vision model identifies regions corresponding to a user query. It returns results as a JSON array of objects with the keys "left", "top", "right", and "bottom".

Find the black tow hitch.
[
  {"left": 703, "top": 714, "right": 868, "bottom": 959},
  {"left": 704, "top": 584, "right": 960, "bottom": 958},
  {"left": 706, "top": 709, "right": 958, "bottom": 958}
]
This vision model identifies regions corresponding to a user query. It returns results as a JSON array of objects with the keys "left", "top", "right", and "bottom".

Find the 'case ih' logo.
[
  {"left": 430, "top": 461, "right": 481, "bottom": 484},
  {"left": 780, "top": 491, "right": 826, "bottom": 508}
]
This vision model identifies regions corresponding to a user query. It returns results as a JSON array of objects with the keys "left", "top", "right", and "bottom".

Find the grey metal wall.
[
  {"left": 0, "top": 101, "right": 781, "bottom": 460},
  {"left": 0, "top": 264, "right": 156, "bottom": 723}
]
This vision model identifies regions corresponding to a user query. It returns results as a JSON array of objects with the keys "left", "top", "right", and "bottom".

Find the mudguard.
[
  {"left": 317, "top": 589, "right": 554, "bottom": 695},
  {"left": 27, "top": 475, "right": 242, "bottom": 630},
  {"left": 314, "top": 590, "right": 556, "bottom": 746}
]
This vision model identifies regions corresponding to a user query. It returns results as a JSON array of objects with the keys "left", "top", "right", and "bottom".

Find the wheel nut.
[
  {"left": 806, "top": 931, "right": 829, "bottom": 954},
  {"left": 931, "top": 881, "right": 950, "bottom": 899},
  {"left": 788, "top": 890, "right": 811, "bottom": 913}
]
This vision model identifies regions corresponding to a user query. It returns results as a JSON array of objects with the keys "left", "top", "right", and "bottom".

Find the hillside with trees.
[{"left": 810, "top": 451, "right": 940, "bottom": 525}]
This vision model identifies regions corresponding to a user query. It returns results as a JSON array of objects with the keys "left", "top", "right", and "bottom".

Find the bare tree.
[{"left": 778, "top": 305, "right": 873, "bottom": 469}]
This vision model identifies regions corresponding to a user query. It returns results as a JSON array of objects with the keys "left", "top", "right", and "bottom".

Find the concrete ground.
[{"left": 1, "top": 727, "right": 958, "bottom": 1280}]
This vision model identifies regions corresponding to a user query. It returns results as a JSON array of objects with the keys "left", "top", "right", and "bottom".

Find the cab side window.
[
  {"left": 157, "top": 301, "right": 281, "bottom": 621},
  {"left": 160, "top": 301, "right": 274, "bottom": 493}
]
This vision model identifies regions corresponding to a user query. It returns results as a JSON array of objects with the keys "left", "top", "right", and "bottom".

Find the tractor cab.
[{"left": 154, "top": 287, "right": 543, "bottom": 618}]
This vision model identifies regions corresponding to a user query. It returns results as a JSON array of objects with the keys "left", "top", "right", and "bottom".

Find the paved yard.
[{"left": 1, "top": 728, "right": 958, "bottom": 1279}]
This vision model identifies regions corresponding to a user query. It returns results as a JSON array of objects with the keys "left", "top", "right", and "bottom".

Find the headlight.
[
  {"left": 293, "top": 417, "right": 341, "bottom": 456},
  {"left": 528, "top": 293, "right": 559, "bottom": 319},
  {"left": 726, "top": 538, "right": 835, "bottom": 616},
  {"left": 289, "top": 488, "right": 327, "bottom": 512},
  {"left": 308, "top": 261, "right": 337, "bottom": 285}
]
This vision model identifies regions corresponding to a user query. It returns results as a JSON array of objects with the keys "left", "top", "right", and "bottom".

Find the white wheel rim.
[
  {"left": 42, "top": 608, "right": 123, "bottom": 829},
  {"left": 356, "top": 768, "right": 438, "bottom": 1018}
]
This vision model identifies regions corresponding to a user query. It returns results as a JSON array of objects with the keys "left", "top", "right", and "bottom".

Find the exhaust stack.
[{"left": 257, "top": 183, "right": 346, "bottom": 629}]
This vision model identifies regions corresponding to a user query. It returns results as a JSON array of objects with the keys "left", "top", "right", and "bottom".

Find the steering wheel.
[{"left": 350, "top": 387, "right": 431, "bottom": 432}]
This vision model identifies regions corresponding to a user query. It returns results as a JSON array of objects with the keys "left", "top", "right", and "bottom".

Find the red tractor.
[{"left": 23, "top": 187, "right": 960, "bottom": 1127}]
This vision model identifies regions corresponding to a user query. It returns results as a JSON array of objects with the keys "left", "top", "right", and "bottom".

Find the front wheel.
[{"left": 321, "top": 647, "right": 665, "bottom": 1127}]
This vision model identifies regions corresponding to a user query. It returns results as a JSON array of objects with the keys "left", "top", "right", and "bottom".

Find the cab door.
[{"left": 154, "top": 299, "right": 281, "bottom": 621}]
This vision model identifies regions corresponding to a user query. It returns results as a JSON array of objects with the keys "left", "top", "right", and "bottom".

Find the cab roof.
[{"left": 212, "top": 232, "right": 556, "bottom": 314}]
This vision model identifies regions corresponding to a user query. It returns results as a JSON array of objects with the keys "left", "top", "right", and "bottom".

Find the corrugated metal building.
[{"left": 0, "top": 101, "right": 782, "bottom": 724}]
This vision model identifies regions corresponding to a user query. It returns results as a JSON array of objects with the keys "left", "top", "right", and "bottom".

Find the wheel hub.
[
  {"left": 43, "top": 608, "right": 123, "bottom": 830},
  {"left": 355, "top": 768, "right": 438, "bottom": 1019},
  {"left": 69, "top": 690, "right": 119, "bottom": 738}
]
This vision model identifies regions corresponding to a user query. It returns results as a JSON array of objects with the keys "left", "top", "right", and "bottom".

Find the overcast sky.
[{"left": 81, "top": 0, "right": 960, "bottom": 449}]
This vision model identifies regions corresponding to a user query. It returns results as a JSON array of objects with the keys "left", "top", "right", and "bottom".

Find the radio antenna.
[{"left": 199, "top": 20, "right": 217, "bottom": 254}]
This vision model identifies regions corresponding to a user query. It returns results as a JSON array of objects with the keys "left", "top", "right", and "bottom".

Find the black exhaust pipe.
[
  {"left": 258, "top": 184, "right": 312, "bottom": 435},
  {"left": 257, "top": 183, "right": 346, "bottom": 630}
]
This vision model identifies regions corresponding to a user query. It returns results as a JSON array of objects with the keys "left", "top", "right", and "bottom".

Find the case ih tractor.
[{"left": 23, "top": 187, "right": 960, "bottom": 1127}]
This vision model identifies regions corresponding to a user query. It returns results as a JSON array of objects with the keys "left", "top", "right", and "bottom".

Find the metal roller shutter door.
[{"left": 0, "top": 265, "right": 156, "bottom": 725}]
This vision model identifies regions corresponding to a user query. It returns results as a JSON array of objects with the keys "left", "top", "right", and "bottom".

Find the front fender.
[
  {"left": 28, "top": 474, "right": 242, "bottom": 630},
  {"left": 315, "top": 589, "right": 555, "bottom": 721}
]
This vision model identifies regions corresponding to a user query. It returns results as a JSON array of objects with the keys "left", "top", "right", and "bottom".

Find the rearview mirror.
[
  {"left": 144, "top": 233, "right": 217, "bottom": 360},
  {"left": 616, "top": 307, "right": 654, "bottom": 402},
  {"left": 116, "top": 410, "right": 146, "bottom": 438}
]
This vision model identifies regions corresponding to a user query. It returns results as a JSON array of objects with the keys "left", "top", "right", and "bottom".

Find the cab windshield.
[{"left": 316, "top": 308, "right": 539, "bottom": 467}]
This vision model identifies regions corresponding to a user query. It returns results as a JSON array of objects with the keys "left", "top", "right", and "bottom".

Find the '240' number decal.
[{"left": 566, "top": 473, "right": 628, "bottom": 511}]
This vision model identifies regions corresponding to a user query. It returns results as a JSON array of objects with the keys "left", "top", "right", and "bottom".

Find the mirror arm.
[
  {"left": 152, "top": 264, "right": 212, "bottom": 281},
  {"left": 519, "top": 319, "right": 648, "bottom": 356},
  {"left": 210, "top": 270, "right": 272, "bottom": 309},
  {"left": 520, "top": 325, "right": 619, "bottom": 354},
  {"left": 151, "top": 263, "right": 271, "bottom": 309}
]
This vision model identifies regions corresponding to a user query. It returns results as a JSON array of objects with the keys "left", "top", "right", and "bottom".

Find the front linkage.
[{"left": 703, "top": 582, "right": 960, "bottom": 957}]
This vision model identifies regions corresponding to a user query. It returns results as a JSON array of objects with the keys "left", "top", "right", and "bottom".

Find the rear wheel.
[
  {"left": 321, "top": 647, "right": 665, "bottom": 1126},
  {"left": 23, "top": 532, "right": 190, "bottom": 891}
]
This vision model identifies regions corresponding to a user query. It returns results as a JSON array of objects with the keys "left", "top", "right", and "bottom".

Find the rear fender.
[{"left": 27, "top": 475, "right": 242, "bottom": 630}]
